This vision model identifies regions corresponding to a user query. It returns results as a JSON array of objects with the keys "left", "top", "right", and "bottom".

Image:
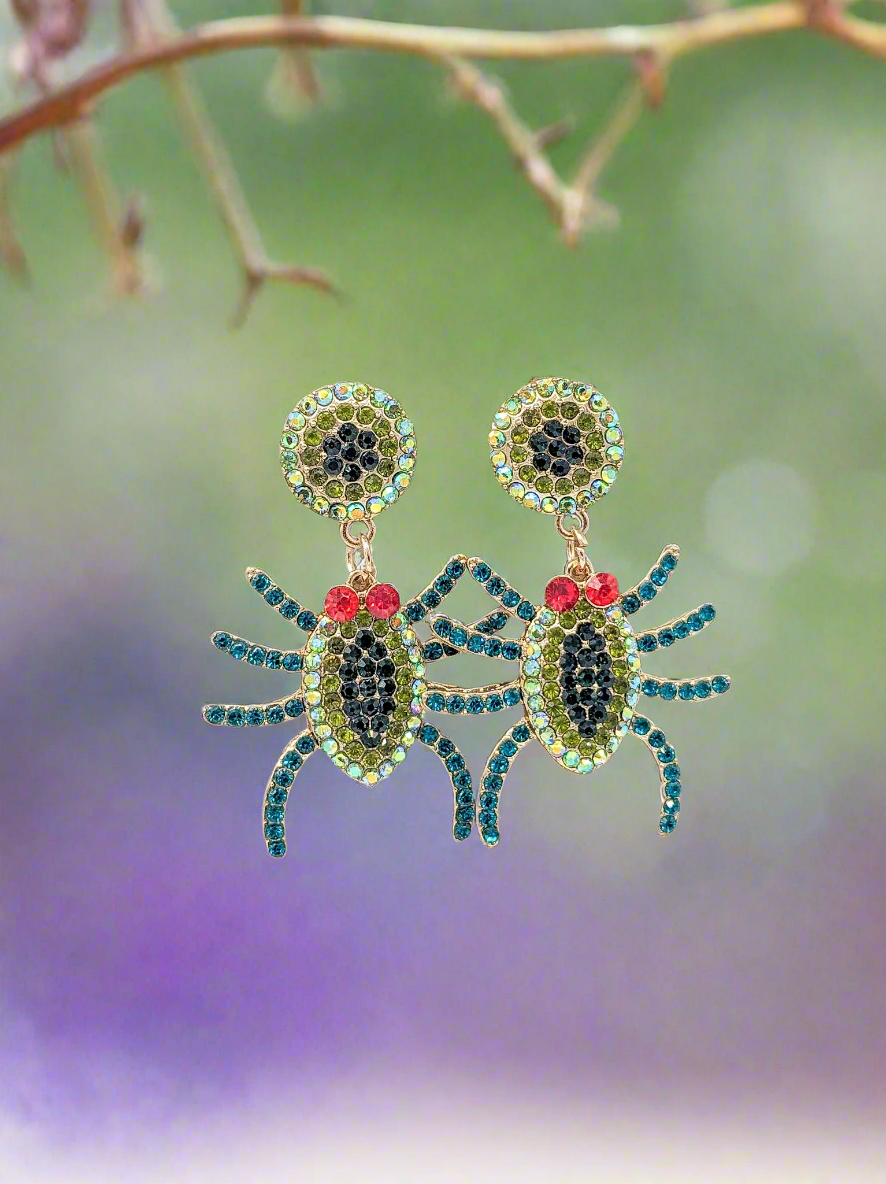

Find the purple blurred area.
[{"left": 3, "top": 573, "right": 885, "bottom": 1144}]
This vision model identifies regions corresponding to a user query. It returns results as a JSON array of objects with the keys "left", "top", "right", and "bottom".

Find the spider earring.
[
  {"left": 420, "top": 377, "right": 731, "bottom": 846},
  {"left": 202, "top": 380, "right": 477, "bottom": 858}
]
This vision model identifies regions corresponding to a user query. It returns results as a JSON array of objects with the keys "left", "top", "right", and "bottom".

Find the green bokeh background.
[{"left": 6, "top": 1, "right": 884, "bottom": 806}]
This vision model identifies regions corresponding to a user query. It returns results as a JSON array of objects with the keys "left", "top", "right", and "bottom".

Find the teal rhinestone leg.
[
  {"left": 245, "top": 567, "right": 319, "bottom": 632},
  {"left": 210, "top": 629, "right": 304, "bottom": 673},
  {"left": 417, "top": 724, "right": 474, "bottom": 841},
  {"left": 422, "top": 681, "right": 522, "bottom": 716},
  {"left": 475, "top": 718, "right": 534, "bottom": 847},
  {"left": 202, "top": 695, "right": 305, "bottom": 728},
  {"left": 639, "top": 674, "right": 731, "bottom": 703},
  {"left": 634, "top": 602, "right": 717, "bottom": 656},
  {"left": 618, "top": 545, "right": 680, "bottom": 616},
  {"left": 425, "top": 613, "right": 522, "bottom": 663},
  {"left": 402, "top": 555, "right": 469, "bottom": 625},
  {"left": 421, "top": 608, "right": 512, "bottom": 663},
  {"left": 262, "top": 731, "right": 318, "bottom": 857},
  {"left": 473, "top": 609, "right": 513, "bottom": 635},
  {"left": 630, "top": 715, "right": 684, "bottom": 835},
  {"left": 466, "top": 557, "right": 537, "bottom": 623}
]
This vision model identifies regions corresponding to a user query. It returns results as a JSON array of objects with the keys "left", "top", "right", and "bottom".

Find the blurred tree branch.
[
  {"left": 0, "top": 151, "right": 29, "bottom": 280},
  {"left": 64, "top": 116, "right": 144, "bottom": 295},
  {"left": 120, "top": 0, "right": 335, "bottom": 324},
  {"left": 2, "top": 1, "right": 885, "bottom": 319},
  {"left": 273, "top": 0, "right": 320, "bottom": 107}
]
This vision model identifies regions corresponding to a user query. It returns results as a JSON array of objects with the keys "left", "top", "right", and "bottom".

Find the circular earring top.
[
  {"left": 280, "top": 381, "right": 416, "bottom": 521},
  {"left": 488, "top": 377, "right": 624, "bottom": 515}
]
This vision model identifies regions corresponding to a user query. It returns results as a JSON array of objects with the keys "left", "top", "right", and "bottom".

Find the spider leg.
[
  {"left": 401, "top": 555, "right": 470, "bottom": 624},
  {"left": 467, "top": 557, "right": 537, "bottom": 623},
  {"left": 421, "top": 608, "right": 512, "bottom": 662},
  {"left": 475, "top": 718, "right": 534, "bottom": 846},
  {"left": 417, "top": 724, "right": 475, "bottom": 841},
  {"left": 245, "top": 568, "right": 318, "bottom": 633},
  {"left": 423, "top": 680, "right": 522, "bottom": 716},
  {"left": 474, "top": 609, "right": 513, "bottom": 636},
  {"left": 634, "top": 603, "right": 717, "bottom": 656},
  {"left": 262, "top": 731, "right": 319, "bottom": 857},
  {"left": 425, "top": 613, "right": 521, "bottom": 662},
  {"left": 629, "top": 715, "right": 684, "bottom": 835},
  {"left": 202, "top": 696, "right": 305, "bottom": 727},
  {"left": 210, "top": 630, "right": 304, "bottom": 673},
  {"left": 619, "top": 546, "right": 680, "bottom": 616},
  {"left": 639, "top": 673, "right": 731, "bottom": 703}
]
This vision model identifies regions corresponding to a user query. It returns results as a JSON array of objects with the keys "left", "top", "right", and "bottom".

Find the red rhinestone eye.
[
  {"left": 586, "top": 572, "right": 619, "bottom": 607},
  {"left": 366, "top": 583, "right": 400, "bottom": 619},
  {"left": 545, "top": 576, "right": 580, "bottom": 612},
  {"left": 324, "top": 585, "right": 359, "bottom": 622}
]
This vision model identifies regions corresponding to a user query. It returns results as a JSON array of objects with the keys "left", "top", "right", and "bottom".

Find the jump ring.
[
  {"left": 340, "top": 517, "right": 376, "bottom": 546},
  {"left": 555, "top": 510, "right": 590, "bottom": 541}
]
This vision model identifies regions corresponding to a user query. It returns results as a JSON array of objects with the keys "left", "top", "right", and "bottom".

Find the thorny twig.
[
  {"left": 6, "top": 0, "right": 146, "bottom": 292},
  {"left": 122, "top": 0, "right": 334, "bottom": 324},
  {"left": 273, "top": 0, "right": 320, "bottom": 106},
  {"left": 445, "top": 55, "right": 638, "bottom": 241},
  {"left": 164, "top": 61, "right": 336, "bottom": 327},
  {"left": 1, "top": 2, "right": 885, "bottom": 319},
  {"left": 64, "top": 117, "right": 145, "bottom": 295},
  {"left": 563, "top": 81, "right": 646, "bottom": 245}
]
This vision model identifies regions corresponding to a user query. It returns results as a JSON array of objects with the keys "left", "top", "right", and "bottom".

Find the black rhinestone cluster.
[
  {"left": 339, "top": 629, "right": 397, "bottom": 749},
  {"left": 558, "top": 622, "right": 614, "bottom": 740},
  {"left": 529, "top": 419, "right": 584, "bottom": 479},
  {"left": 322, "top": 423, "right": 379, "bottom": 484}
]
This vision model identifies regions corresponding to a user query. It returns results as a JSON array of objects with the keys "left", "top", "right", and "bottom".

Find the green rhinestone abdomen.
[
  {"left": 301, "top": 609, "right": 425, "bottom": 784},
  {"left": 520, "top": 601, "right": 641, "bottom": 773}
]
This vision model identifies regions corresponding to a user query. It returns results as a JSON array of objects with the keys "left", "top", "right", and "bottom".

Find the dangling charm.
[
  {"left": 419, "top": 377, "right": 731, "bottom": 846},
  {"left": 202, "top": 381, "right": 476, "bottom": 857}
]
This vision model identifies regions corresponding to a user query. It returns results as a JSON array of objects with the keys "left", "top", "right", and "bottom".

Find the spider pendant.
[
  {"left": 419, "top": 548, "right": 731, "bottom": 846},
  {"left": 202, "top": 556, "right": 478, "bottom": 856}
]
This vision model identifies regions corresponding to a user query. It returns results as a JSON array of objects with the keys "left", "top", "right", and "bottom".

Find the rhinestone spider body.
[
  {"left": 301, "top": 609, "right": 424, "bottom": 782},
  {"left": 521, "top": 602, "right": 639, "bottom": 773}
]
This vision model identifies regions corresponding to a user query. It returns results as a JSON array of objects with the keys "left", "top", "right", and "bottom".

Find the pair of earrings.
[{"left": 203, "top": 378, "right": 730, "bottom": 858}]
